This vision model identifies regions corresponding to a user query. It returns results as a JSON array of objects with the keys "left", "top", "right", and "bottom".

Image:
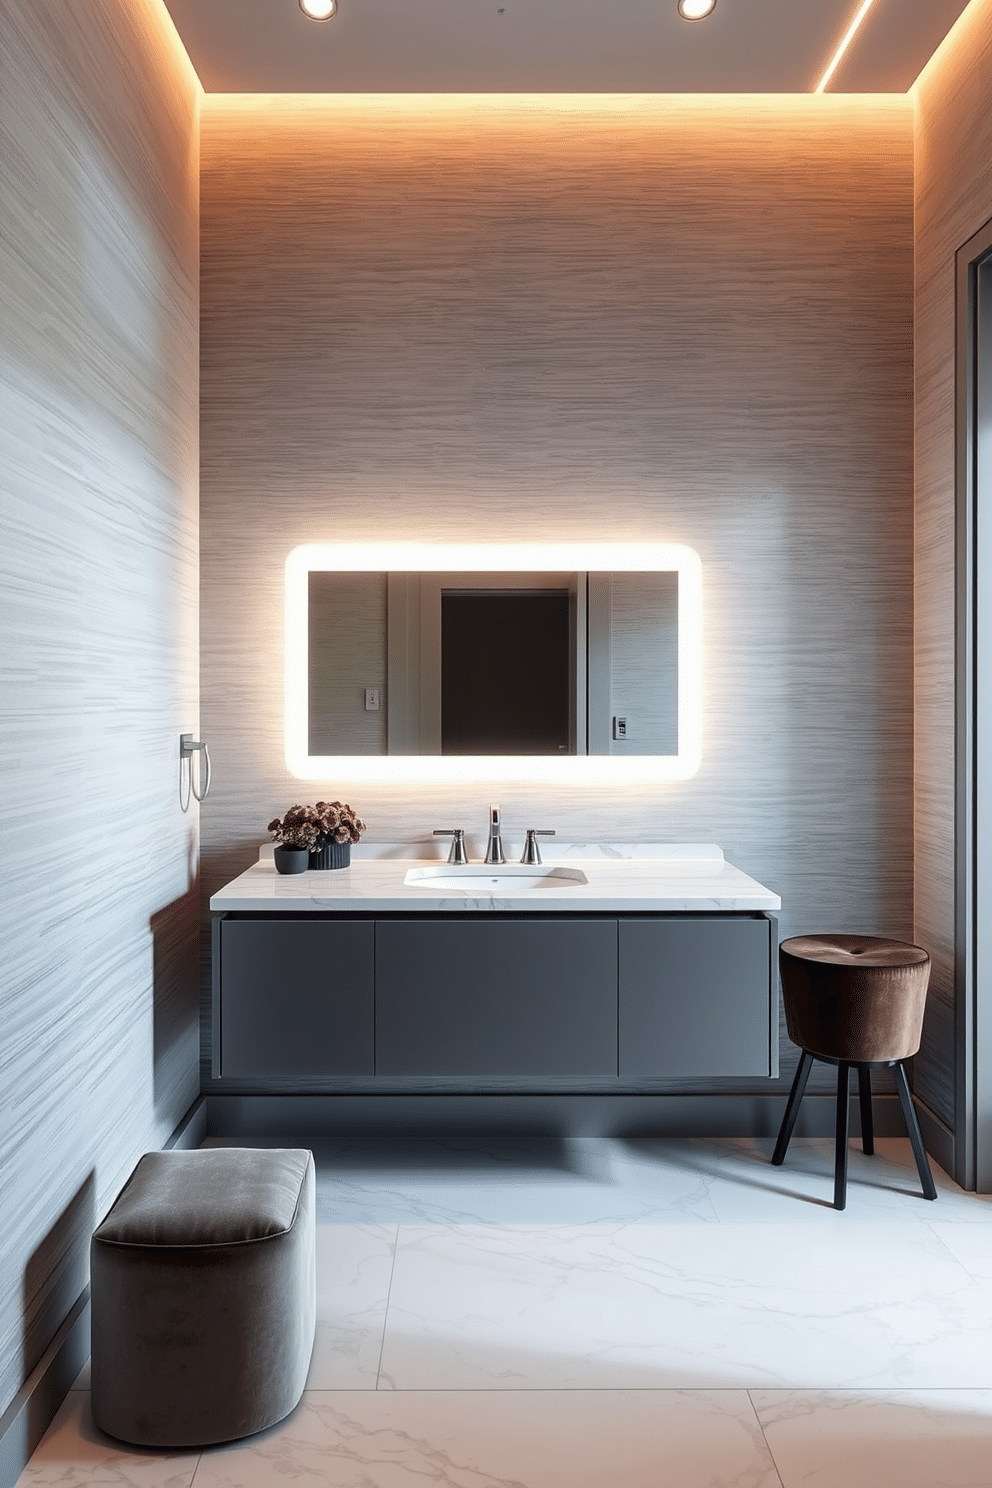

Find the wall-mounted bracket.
[{"left": 180, "top": 733, "right": 211, "bottom": 810}]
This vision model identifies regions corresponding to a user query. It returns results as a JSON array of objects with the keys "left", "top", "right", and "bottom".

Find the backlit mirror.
[{"left": 286, "top": 543, "right": 702, "bottom": 783}]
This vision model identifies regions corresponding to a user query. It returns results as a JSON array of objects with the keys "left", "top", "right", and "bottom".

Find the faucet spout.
[{"left": 484, "top": 804, "right": 506, "bottom": 865}]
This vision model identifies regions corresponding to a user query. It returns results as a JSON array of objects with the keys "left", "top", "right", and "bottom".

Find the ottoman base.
[{"left": 90, "top": 1148, "right": 315, "bottom": 1446}]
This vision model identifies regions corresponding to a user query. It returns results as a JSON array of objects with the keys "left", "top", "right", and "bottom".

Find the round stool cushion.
[
  {"left": 779, "top": 934, "right": 930, "bottom": 1063},
  {"left": 91, "top": 1147, "right": 315, "bottom": 1447}
]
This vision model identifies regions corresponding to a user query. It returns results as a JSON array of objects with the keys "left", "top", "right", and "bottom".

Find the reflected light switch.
[{"left": 365, "top": 688, "right": 381, "bottom": 712}]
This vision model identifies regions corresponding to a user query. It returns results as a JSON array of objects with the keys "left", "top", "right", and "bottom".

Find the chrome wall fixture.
[{"left": 179, "top": 733, "right": 211, "bottom": 810}]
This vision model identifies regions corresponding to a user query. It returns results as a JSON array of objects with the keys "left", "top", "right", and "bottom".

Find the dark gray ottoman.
[{"left": 90, "top": 1147, "right": 315, "bottom": 1446}]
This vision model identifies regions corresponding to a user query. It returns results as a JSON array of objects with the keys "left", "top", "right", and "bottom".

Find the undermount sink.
[{"left": 403, "top": 865, "right": 589, "bottom": 892}]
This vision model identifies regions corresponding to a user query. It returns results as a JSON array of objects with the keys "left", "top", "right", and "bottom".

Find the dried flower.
[
  {"left": 267, "top": 800, "right": 366, "bottom": 850},
  {"left": 314, "top": 799, "right": 366, "bottom": 845}
]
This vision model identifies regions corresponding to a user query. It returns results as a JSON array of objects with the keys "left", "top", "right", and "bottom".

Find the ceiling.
[{"left": 162, "top": 0, "right": 972, "bottom": 94}]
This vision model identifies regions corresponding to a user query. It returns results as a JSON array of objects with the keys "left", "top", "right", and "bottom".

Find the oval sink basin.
[{"left": 404, "top": 865, "right": 588, "bottom": 892}]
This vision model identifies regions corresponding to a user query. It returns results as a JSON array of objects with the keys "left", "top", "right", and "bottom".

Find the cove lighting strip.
[
  {"left": 815, "top": 0, "right": 877, "bottom": 93},
  {"left": 285, "top": 541, "right": 703, "bottom": 784}
]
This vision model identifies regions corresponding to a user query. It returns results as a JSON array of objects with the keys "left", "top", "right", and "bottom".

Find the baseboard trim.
[
  {"left": 0, "top": 1290, "right": 89, "bottom": 1488},
  {"left": 167, "top": 1095, "right": 208, "bottom": 1151},
  {"left": 205, "top": 1091, "right": 914, "bottom": 1141},
  {"left": 0, "top": 1096, "right": 207, "bottom": 1488}
]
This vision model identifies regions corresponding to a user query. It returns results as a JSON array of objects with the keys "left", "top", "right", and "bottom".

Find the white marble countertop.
[{"left": 210, "top": 843, "right": 781, "bottom": 913}]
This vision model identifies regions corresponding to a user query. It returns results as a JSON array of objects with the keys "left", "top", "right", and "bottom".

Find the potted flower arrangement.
[{"left": 267, "top": 800, "right": 366, "bottom": 874}]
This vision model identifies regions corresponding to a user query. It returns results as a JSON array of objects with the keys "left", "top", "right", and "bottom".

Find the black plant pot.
[
  {"left": 273, "top": 845, "right": 309, "bottom": 875},
  {"left": 308, "top": 840, "right": 351, "bottom": 870}
]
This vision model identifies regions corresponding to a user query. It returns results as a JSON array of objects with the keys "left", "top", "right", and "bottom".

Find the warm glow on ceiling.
[{"left": 815, "top": 0, "right": 878, "bottom": 93}]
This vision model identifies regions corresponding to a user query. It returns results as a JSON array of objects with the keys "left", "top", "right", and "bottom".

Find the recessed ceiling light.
[
  {"left": 678, "top": 0, "right": 716, "bottom": 19},
  {"left": 299, "top": 0, "right": 337, "bottom": 19}
]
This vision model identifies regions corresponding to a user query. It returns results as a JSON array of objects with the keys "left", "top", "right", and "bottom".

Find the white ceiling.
[{"left": 162, "top": 0, "right": 972, "bottom": 94}]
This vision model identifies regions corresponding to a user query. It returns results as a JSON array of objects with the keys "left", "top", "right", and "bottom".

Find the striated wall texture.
[
  {"left": 0, "top": 0, "right": 200, "bottom": 1419},
  {"left": 200, "top": 94, "right": 915, "bottom": 1099}
]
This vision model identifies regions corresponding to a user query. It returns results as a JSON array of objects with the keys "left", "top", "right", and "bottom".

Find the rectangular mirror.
[
  {"left": 286, "top": 543, "right": 701, "bottom": 783},
  {"left": 308, "top": 569, "right": 679, "bottom": 759}
]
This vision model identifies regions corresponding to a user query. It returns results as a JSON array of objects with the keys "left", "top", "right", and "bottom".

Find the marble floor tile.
[
  {"left": 309, "top": 1135, "right": 720, "bottom": 1227},
  {"left": 378, "top": 1220, "right": 992, "bottom": 1390},
  {"left": 192, "top": 1389, "right": 781, "bottom": 1488},
  {"left": 206, "top": 1134, "right": 992, "bottom": 1228},
  {"left": 25, "top": 1137, "right": 992, "bottom": 1486},
  {"left": 308, "top": 1224, "right": 397, "bottom": 1388},
  {"left": 210, "top": 1134, "right": 992, "bottom": 1228},
  {"left": 848, "top": 1139, "right": 992, "bottom": 1216},
  {"left": 751, "top": 1389, "right": 992, "bottom": 1488},
  {"left": 623, "top": 1137, "right": 956, "bottom": 1224},
  {"left": 927, "top": 1220, "right": 992, "bottom": 1283},
  {"left": 15, "top": 1393, "right": 199, "bottom": 1488}
]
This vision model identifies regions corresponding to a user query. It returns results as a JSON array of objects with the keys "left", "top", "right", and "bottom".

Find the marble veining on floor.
[{"left": 18, "top": 1136, "right": 992, "bottom": 1487}]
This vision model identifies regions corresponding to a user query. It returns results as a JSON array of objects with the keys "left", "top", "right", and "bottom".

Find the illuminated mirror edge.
[{"left": 285, "top": 542, "right": 702, "bottom": 783}]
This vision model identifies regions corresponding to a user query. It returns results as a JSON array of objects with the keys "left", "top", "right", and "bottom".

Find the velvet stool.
[
  {"left": 90, "top": 1147, "right": 315, "bottom": 1446},
  {"left": 772, "top": 934, "right": 937, "bottom": 1210}
]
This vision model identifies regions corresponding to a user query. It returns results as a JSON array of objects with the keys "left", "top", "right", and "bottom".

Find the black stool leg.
[
  {"left": 772, "top": 1050, "right": 814, "bottom": 1166},
  {"left": 858, "top": 1066, "right": 874, "bottom": 1156},
  {"left": 835, "top": 1062, "right": 851, "bottom": 1210},
  {"left": 893, "top": 1061, "right": 937, "bottom": 1201}
]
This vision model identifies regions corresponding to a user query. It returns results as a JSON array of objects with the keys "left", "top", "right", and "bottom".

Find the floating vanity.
[{"left": 209, "top": 844, "right": 780, "bottom": 1092}]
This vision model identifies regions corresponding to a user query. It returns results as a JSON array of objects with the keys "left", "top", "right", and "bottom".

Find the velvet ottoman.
[{"left": 90, "top": 1147, "right": 315, "bottom": 1447}]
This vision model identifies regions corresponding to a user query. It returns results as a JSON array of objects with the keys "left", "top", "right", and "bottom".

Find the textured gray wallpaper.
[
  {"left": 199, "top": 94, "right": 916, "bottom": 1101},
  {"left": 0, "top": 0, "right": 200, "bottom": 1419}
]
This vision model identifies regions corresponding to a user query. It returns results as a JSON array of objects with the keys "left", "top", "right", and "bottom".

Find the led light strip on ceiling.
[{"left": 815, "top": 0, "right": 878, "bottom": 93}]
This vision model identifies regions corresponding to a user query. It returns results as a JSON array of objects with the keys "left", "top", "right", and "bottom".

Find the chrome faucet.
[
  {"left": 433, "top": 828, "right": 468, "bottom": 864},
  {"left": 521, "top": 829, "right": 555, "bottom": 866},
  {"left": 484, "top": 804, "right": 505, "bottom": 865}
]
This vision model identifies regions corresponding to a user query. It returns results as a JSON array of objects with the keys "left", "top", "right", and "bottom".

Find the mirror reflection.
[{"left": 308, "top": 570, "right": 678, "bottom": 757}]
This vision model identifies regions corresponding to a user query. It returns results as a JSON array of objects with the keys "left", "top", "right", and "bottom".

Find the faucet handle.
[
  {"left": 521, "top": 829, "right": 555, "bottom": 866},
  {"left": 433, "top": 828, "right": 468, "bottom": 864}
]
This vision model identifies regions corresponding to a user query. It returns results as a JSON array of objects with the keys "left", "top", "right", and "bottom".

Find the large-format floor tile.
[
  {"left": 378, "top": 1220, "right": 992, "bottom": 1390},
  {"left": 751, "top": 1389, "right": 992, "bottom": 1488},
  {"left": 308, "top": 1224, "right": 396, "bottom": 1388},
  {"left": 633, "top": 1137, "right": 957, "bottom": 1224},
  {"left": 25, "top": 1137, "right": 992, "bottom": 1486},
  {"left": 15, "top": 1393, "right": 199, "bottom": 1488},
  {"left": 309, "top": 1135, "right": 720, "bottom": 1226},
  {"left": 848, "top": 1139, "right": 992, "bottom": 1216},
  {"left": 192, "top": 1389, "right": 781, "bottom": 1488},
  {"left": 208, "top": 1134, "right": 992, "bottom": 1228},
  {"left": 927, "top": 1221, "right": 992, "bottom": 1283}
]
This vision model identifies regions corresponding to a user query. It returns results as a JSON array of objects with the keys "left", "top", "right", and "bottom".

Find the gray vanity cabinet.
[
  {"left": 375, "top": 918, "right": 618, "bottom": 1076},
  {"left": 216, "top": 919, "right": 374, "bottom": 1077},
  {"left": 618, "top": 916, "right": 775, "bottom": 1077},
  {"left": 213, "top": 911, "right": 777, "bottom": 1085}
]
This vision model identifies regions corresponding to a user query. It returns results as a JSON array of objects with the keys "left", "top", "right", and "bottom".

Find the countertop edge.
[{"left": 209, "top": 853, "right": 781, "bottom": 914}]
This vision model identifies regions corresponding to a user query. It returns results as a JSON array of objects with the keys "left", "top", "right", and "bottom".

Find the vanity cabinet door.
[
  {"left": 375, "top": 918, "right": 618, "bottom": 1076},
  {"left": 619, "top": 916, "right": 774, "bottom": 1077},
  {"left": 218, "top": 919, "right": 374, "bottom": 1077}
]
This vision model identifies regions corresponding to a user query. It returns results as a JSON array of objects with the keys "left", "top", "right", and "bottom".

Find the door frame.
[{"left": 954, "top": 214, "right": 992, "bottom": 1190}]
